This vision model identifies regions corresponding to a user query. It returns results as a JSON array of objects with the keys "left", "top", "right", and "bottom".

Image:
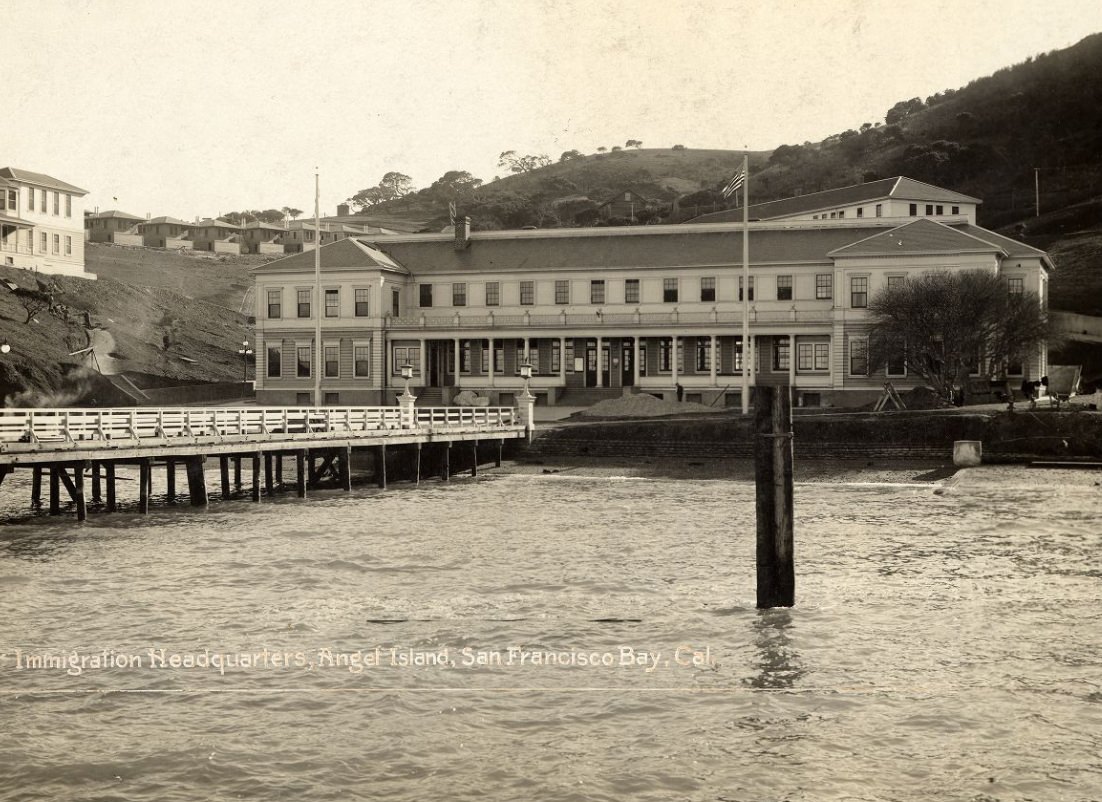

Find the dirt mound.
[{"left": 578, "top": 392, "right": 719, "bottom": 418}]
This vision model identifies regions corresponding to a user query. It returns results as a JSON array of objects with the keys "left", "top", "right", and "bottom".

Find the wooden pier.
[{"left": 0, "top": 406, "right": 528, "bottom": 519}]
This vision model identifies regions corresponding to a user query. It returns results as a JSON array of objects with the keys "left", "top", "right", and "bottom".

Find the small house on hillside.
[
  {"left": 141, "top": 216, "right": 192, "bottom": 249},
  {"left": 242, "top": 221, "right": 284, "bottom": 254},
  {"left": 597, "top": 189, "right": 661, "bottom": 221},
  {"left": 85, "top": 210, "right": 144, "bottom": 245},
  {"left": 192, "top": 218, "right": 242, "bottom": 255}
]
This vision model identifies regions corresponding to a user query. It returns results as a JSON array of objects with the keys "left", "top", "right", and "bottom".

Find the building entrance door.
[
  {"left": 621, "top": 340, "right": 634, "bottom": 387},
  {"left": 585, "top": 341, "right": 597, "bottom": 387}
]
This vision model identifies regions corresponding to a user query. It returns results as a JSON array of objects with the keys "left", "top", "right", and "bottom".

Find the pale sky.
[{"left": 8, "top": 0, "right": 1102, "bottom": 220}]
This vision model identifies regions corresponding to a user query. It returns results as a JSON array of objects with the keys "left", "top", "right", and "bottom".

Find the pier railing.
[{"left": 0, "top": 406, "right": 518, "bottom": 448}]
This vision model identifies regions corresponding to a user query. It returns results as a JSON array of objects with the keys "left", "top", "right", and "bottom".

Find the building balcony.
[
  {"left": 384, "top": 307, "right": 836, "bottom": 332},
  {"left": 0, "top": 241, "right": 32, "bottom": 255}
]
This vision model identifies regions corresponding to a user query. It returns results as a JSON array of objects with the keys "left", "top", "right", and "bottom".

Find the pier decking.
[{"left": 0, "top": 406, "right": 527, "bottom": 519}]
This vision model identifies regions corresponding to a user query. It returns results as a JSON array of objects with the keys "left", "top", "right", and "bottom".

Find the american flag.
[{"left": 721, "top": 170, "right": 745, "bottom": 199}]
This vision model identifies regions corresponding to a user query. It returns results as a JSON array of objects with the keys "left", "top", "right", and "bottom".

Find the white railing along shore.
[{"left": 0, "top": 406, "right": 518, "bottom": 446}]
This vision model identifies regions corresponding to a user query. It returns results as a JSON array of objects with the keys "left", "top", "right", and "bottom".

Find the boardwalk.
[{"left": 0, "top": 406, "right": 528, "bottom": 519}]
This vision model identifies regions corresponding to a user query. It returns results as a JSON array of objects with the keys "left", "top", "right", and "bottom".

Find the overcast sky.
[{"left": 9, "top": 0, "right": 1102, "bottom": 220}]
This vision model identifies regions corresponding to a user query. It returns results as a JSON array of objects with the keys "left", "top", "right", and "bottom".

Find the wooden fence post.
[{"left": 754, "top": 385, "right": 795, "bottom": 608}]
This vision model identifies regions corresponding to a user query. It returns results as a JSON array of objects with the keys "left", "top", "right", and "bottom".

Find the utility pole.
[{"left": 1034, "top": 167, "right": 1040, "bottom": 218}]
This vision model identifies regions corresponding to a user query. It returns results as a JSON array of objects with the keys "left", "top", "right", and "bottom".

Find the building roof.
[
  {"left": 252, "top": 237, "right": 410, "bottom": 274},
  {"left": 143, "top": 216, "right": 191, "bottom": 227},
  {"left": 320, "top": 213, "right": 424, "bottom": 233},
  {"left": 195, "top": 218, "right": 241, "bottom": 230},
  {"left": 686, "top": 176, "right": 982, "bottom": 223},
  {"left": 828, "top": 218, "right": 1003, "bottom": 258},
  {"left": 244, "top": 220, "right": 285, "bottom": 231},
  {"left": 0, "top": 212, "right": 33, "bottom": 228},
  {"left": 88, "top": 209, "right": 144, "bottom": 221},
  {"left": 0, "top": 167, "right": 89, "bottom": 195}
]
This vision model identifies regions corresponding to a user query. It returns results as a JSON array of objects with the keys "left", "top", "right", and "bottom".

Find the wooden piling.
[
  {"left": 415, "top": 443, "right": 422, "bottom": 486},
  {"left": 186, "top": 457, "right": 208, "bottom": 507},
  {"left": 233, "top": 457, "right": 242, "bottom": 489},
  {"left": 49, "top": 467, "right": 61, "bottom": 515},
  {"left": 139, "top": 460, "right": 151, "bottom": 514},
  {"left": 105, "top": 463, "right": 116, "bottom": 512},
  {"left": 220, "top": 457, "right": 231, "bottom": 498},
  {"left": 340, "top": 446, "right": 352, "bottom": 491},
  {"left": 276, "top": 453, "right": 284, "bottom": 487},
  {"left": 165, "top": 459, "right": 177, "bottom": 504},
  {"left": 496, "top": 439, "right": 503, "bottom": 468},
  {"left": 264, "top": 454, "right": 274, "bottom": 495},
  {"left": 296, "top": 450, "right": 307, "bottom": 498},
  {"left": 754, "top": 385, "right": 795, "bottom": 609},
  {"left": 91, "top": 462, "right": 102, "bottom": 504},
  {"left": 73, "top": 462, "right": 87, "bottom": 522},
  {"left": 471, "top": 441, "right": 478, "bottom": 477},
  {"left": 376, "top": 444, "right": 387, "bottom": 489},
  {"left": 31, "top": 466, "right": 42, "bottom": 509},
  {"left": 441, "top": 443, "right": 450, "bottom": 482},
  {"left": 251, "top": 454, "right": 261, "bottom": 502}
]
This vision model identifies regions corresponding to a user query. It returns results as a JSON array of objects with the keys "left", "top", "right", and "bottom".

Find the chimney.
[
  {"left": 454, "top": 216, "right": 471, "bottom": 251},
  {"left": 337, "top": 202, "right": 350, "bottom": 217}
]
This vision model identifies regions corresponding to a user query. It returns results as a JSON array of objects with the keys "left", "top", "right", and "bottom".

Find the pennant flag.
[{"left": 721, "top": 170, "right": 745, "bottom": 199}]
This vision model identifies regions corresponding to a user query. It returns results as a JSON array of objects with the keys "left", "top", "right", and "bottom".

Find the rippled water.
[{"left": 1, "top": 465, "right": 1100, "bottom": 801}]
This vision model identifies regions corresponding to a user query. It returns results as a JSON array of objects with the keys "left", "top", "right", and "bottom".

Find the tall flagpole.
[
  {"left": 740, "top": 154, "right": 751, "bottom": 415},
  {"left": 314, "top": 170, "right": 322, "bottom": 408}
]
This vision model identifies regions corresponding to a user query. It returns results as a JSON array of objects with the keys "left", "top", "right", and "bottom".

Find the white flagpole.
[
  {"left": 314, "top": 170, "right": 322, "bottom": 408},
  {"left": 740, "top": 154, "right": 751, "bottom": 415}
]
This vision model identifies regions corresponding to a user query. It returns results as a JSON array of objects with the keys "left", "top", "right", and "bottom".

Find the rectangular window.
[
  {"left": 555, "top": 280, "right": 569, "bottom": 305},
  {"left": 849, "top": 339, "right": 868, "bottom": 375},
  {"left": 886, "top": 340, "right": 907, "bottom": 377},
  {"left": 392, "top": 346, "right": 421, "bottom": 376},
  {"left": 40, "top": 190, "right": 46, "bottom": 213},
  {"left": 354, "top": 343, "right": 371, "bottom": 377},
  {"left": 773, "top": 339, "right": 790, "bottom": 371},
  {"left": 392, "top": 289, "right": 400, "bottom": 317},
  {"left": 52, "top": 234, "right": 59, "bottom": 254},
  {"left": 887, "top": 275, "right": 905, "bottom": 289},
  {"left": 925, "top": 204, "right": 934, "bottom": 215},
  {"left": 776, "top": 275, "right": 793, "bottom": 301},
  {"left": 354, "top": 288, "right": 369, "bottom": 316},
  {"left": 838, "top": 210, "right": 845, "bottom": 218},
  {"left": 935, "top": 205, "right": 943, "bottom": 215},
  {"left": 52, "top": 191, "right": 59, "bottom": 215},
  {"left": 700, "top": 276, "right": 716, "bottom": 302},
  {"left": 64, "top": 236, "right": 72, "bottom": 256},
  {"left": 460, "top": 342, "right": 471, "bottom": 373},
  {"left": 520, "top": 281, "right": 534, "bottom": 305},
  {"left": 485, "top": 281, "right": 500, "bottom": 306},
  {"left": 638, "top": 342, "right": 648, "bottom": 376},
  {"left": 324, "top": 344, "right": 339, "bottom": 378},
  {"left": 551, "top": 341, "right": 561, "bottom": 373},
  {"left": 419, "top": 284, "right": 433, "bottom": 308},
  {"left": 850, "top": 276, "right": 868, "bottom": 308},
  {"left": 659, "top": 338, "right": 673, "bottom": 372},
  {"left": 480, "top": 342, "right": 489, "bottom": 373},
  {"left": 267, "top": 345, "right": 281, "bottom": 378},
  {"left": 816, "top": 274, "right": 833, "bottom": 300},
  {"left": 663, "top": 278, "right": 678, "bottom": 303},
  {"left": 565, "top": 341, "right": 574, "bottom": 373},
  {"left": 27, "top": 187, "right": 34, "bottom": 211},
  {"left": 1008, "top": 278, "right": 1024, "bottom": 295},
  {"left": 66, "top": 194, "right": 72, "bottom": 217},
  {"left": 797, "top": 342, "right": 829, "bottom": 371},
  {"left": 267, "top": 289, "right": 281, "bottom": 318},
  {"left": 738, "top": 276, "right": 755, "bottom": 302},
  {"left": 856, "top": 207, "right": 864, "bottom": 218},
  {"left": 951, "top": 205, "right": 960, "bottom": 215},
  {"left": 815, "top": 343, "right": 829, "bottom": 371},
  {"left": 875, "top": 203, "right": 883, "bottom": 217},
  {"left": 909, "top": 203, "right": 918, "bottom": 216},
  {"left": 296, "top": 345, "right": 311, "bottom": 377},
  {"left": 40, "top": 231, "right": 47, "bottom": 252},
  {"left": 625, "top": 279, "right": 640, "bottom": 304},
  {"left": 325, "top": 288, "right": 339, "bottom": 318},
  {"left": 452, "top": 282, "right": 467, "bottom": 307},
  {"left": 695, "top": 338, "right": 711, "bottom": 371},
  {"left": 5, "top": 189, "right": 14, "bottom": 209},
  {"left": 495, "top": 342, "right": 504, "bottom": 373},
  {"left": 297, "top": 289, "right": 311, "bottom": 318},
  {"left": 590, "top": 280, "right": 605, "bottom": 304}
]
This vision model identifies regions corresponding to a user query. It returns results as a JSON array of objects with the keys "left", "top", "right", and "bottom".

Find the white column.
[
  {"left": 596, "top": 336, "right": 603, "bottom": 387},
  {"left": 749, "top": 335, "right": 756, "bottom": 394},
  {"left": 453, "top": 338, "right": 461, "bottom": 388},
  {"left": 419, "top": 338, "right": 426, "bottom": 386},
  {"left": 633, "top": 337, "right": 641, "bottom": 386},
  {"left": 710, "top": 334, "right": 717, "bottom": 386},
  {"left": 488, "top": 337, "right": 495, "bottom": 386},
  {"left": 559, "top": 337, "right": 567, "bottom": 383},
  {"left": 789, "top": 334, "right": 796, "bottom": 387}
]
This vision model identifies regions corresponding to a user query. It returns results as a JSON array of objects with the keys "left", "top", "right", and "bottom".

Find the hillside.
[{"left": 0, "top": 246, "right": 259, "bottom": 405}]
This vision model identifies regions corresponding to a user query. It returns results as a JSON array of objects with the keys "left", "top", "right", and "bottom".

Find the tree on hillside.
[
  {"left": 559, "top": 150, "right": 584, "bottom": 162},
  {"left": 866, "top": 270, "right": 1051, "bottom": 403},
  {"left": 379, "top": 171, "right": 414, "bottom": 198},
  {"left": 672, "top": 144, "right": 686, "bottom": 150},
  {"left": 498, "top": 151, "right": 552, "bottom": 174},
  {"left": 428, "top": 170, "right": 482, "bottom": 199},
  {"left": 349, "top": 187, "right": 390, "bottom": 211},
  {"left": 885, "top": 97, "right": 926, "bottom": 125},
  {"left": 596, "top": 146, "right": 607, "bottom": 153},
  {"left": 257, "top": 209, "right": 286, "bottom": 224},
  {"left": 625, "top": 139, "right": 643, "bottom": 149}
]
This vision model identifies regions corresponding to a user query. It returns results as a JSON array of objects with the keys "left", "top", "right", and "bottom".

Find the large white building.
[
  {"left": 0, "top": 167, "right": 91, "bottom": 279},
  {"left": 251, "top": 177, "right": 1051, "bottom": 409}
]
